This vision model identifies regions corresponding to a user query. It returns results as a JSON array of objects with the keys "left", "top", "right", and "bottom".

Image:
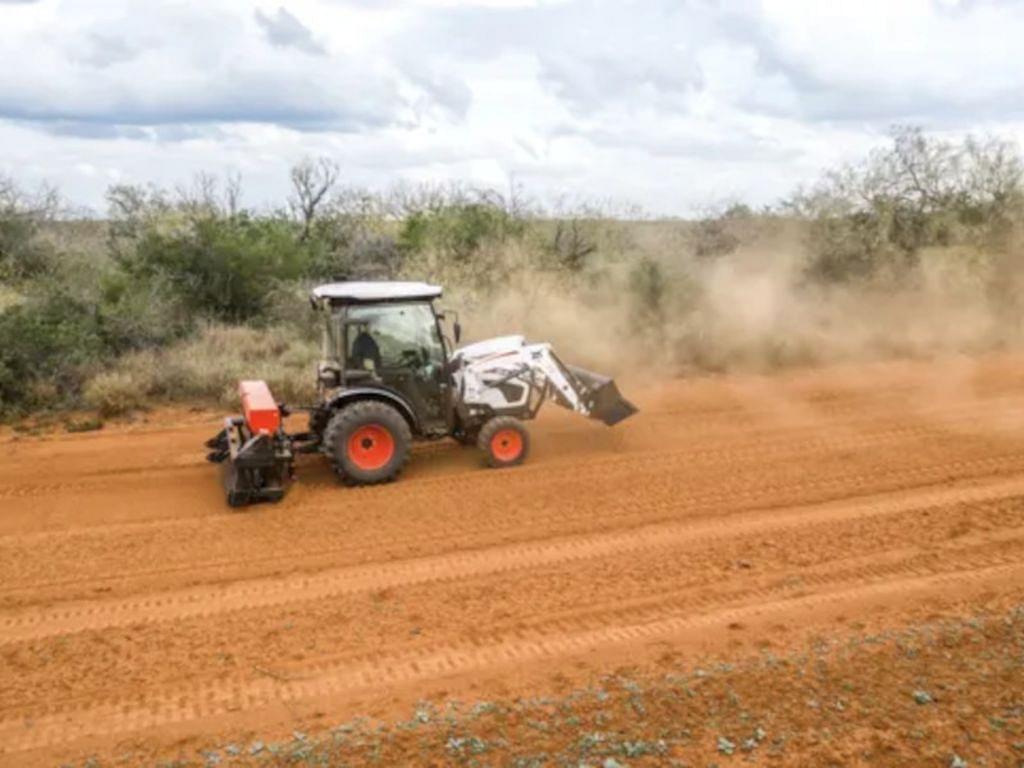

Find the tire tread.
[
  {"left": 324, "top": 401, "right": 413, "bottom": 486},
  {"left": 477, "top": 416, "right": 530, "bottom": 468}
]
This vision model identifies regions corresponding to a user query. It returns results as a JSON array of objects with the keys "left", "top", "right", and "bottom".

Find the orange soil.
[{"left": 3, "top": 355, "right": 1024, "bottom": 766}]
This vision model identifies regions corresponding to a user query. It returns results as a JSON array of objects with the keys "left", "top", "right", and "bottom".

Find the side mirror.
[{"left": 453, "top": 321, "right": 462, "bottom": 344}]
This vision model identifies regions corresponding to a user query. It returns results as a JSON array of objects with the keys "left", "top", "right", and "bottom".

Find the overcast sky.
[{"left": 0, "top": 0, "right": 1022, "bottom": 215}]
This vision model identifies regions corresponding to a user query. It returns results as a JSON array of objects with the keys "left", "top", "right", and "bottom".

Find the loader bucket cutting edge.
[{"left": 563, "top": 364, "right": 639, "bottom": 426}]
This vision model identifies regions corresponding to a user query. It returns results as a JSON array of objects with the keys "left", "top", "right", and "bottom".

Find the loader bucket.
[{"left": 563, "top": 364, "right": 638, "bottom": 426}]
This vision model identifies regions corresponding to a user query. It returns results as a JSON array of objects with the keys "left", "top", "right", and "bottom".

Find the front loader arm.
[
  {"left": 457, "top": 341, "right": 637, "bottom": 426},
  {"left": 522, "top": 344, "right": 590, "bottom": 414}
]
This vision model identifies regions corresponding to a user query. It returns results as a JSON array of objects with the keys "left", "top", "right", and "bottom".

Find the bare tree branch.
[{"left": 289, "top": 158, "right": 340, "bottom": 241}]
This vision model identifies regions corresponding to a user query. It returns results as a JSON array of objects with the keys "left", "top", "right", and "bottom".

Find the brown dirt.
[{"left": 3, "top": 355, "right": 1024, "bottom": 766}]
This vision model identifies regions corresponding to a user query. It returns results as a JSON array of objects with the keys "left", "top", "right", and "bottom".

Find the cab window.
[{"left": 345, "top": 303, "right": 443, "bottom": 369}]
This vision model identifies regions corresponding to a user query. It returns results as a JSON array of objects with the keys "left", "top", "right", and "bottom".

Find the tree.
[
  {"left": 550, "top": 217, "right": 598, "bottom": 272},
  {"left": 0, "top": 176, "right": 59, "bottom": 280},
  {"left": 789, "top": 126, "right": 1024, "bottom": 282},
  {"left": 289, "top": 158, "right": 340, "bottom": 242}
]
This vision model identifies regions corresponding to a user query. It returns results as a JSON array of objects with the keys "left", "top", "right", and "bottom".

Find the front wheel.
[
  {"left": 478, "top": 416, "right": 530, "bottom": 468},
  {"left": 324, "top": 401, "right": 412, "bottom": 485}
]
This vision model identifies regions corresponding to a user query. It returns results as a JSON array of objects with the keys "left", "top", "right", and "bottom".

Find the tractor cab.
[{"left": 311, "top": 281, "right": 456, "bottom": 438}]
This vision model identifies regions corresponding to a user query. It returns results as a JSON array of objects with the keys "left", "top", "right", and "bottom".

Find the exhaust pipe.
[{"left": 563, "top": 364, "right": 638, "bottom": 426}]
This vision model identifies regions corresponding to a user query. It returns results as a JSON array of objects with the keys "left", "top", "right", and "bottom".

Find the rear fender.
[{"left": 326, "top": 387, "right": 419, "bottom": 434}]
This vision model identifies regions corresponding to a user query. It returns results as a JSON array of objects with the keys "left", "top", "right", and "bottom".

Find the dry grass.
[
  {"left": 85, "top": 324, "right": 318, "bottom": 415},
  {"left": 0, "top": 284, "right": 22, "bottom": 312}
]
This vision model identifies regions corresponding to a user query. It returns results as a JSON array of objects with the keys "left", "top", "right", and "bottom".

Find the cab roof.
[{"left": 311, "top": 281, "right": 443, "bottom": 305}]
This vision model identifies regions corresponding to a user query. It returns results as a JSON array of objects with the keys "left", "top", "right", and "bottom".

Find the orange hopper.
[{"left": 239, "top": 380, "right": 281, "bottom": 434}]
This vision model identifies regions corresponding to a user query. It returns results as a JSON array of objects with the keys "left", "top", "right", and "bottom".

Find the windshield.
[{"left": 342, "top": 302, "right": 444, "bottom": 370}]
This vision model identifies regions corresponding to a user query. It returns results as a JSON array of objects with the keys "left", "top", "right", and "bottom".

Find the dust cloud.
[{"left": 447, "top": 226, "right": 1022, "bottom": 385}]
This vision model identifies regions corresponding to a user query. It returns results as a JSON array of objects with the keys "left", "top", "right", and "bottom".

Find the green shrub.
[
  {"left": 96, "top": 270, "right": 192, "bottom": 354},
  {"left": 0, "top": 290, "right": 107, "bottom": 415},
  {"left": 398, "top": 200, "right": 526, "bottom": 264},
  {"left": 118, "top": 213, "right": 312, "bottom": 322},
  {"left": 0, "top": 177, "right": 57, "bottom": 281}
]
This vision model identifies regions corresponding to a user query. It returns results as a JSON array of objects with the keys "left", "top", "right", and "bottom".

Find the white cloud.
[
  {"left": 0, "top": 2, "right": 411, "bottom": 132},
  {"left": 0, "top": 0, "right": 1022, "bottom": 215}
]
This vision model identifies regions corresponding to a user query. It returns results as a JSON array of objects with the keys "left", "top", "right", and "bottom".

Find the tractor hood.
[{"left": 452, "top": 335, "right": 526, "bottom": 364}]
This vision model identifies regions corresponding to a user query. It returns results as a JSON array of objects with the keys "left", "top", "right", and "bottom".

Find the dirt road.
[{"left": 3, "top": 356, "right": 1024, "bottom": 765}]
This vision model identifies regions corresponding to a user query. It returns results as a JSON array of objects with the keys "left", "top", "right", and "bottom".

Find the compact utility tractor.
[{"left": 206, "top": 281, "right": 637, "bottom": 506}]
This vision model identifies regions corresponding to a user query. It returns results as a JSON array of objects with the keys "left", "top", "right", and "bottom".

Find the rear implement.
[{"left": 205, "top": 381, "right": 294, "bottom": 507}]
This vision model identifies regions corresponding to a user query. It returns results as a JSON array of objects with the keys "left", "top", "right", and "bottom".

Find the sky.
[{"left": 0, "top": 0, "right": 1022, "bottom": 216}]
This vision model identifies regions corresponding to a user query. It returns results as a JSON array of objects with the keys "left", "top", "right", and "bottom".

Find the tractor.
[{"left": 206, "top": 280, "right": 636, "bottom": 506}]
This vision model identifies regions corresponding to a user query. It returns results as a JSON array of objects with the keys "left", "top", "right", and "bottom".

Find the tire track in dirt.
[
  {"left": 3, "top": 391, "right": 1021, "bottom": 506},
  {"left": 4, "top": 449, "right": 1024, "bottom": 603},
  {"left": 121, "top": 528, "right": 1024, "bottom": 684},
  {"left": 172, "top": 530, "right": 1024, "bottom": 686},
  {"left": 4, "top": 474, "right": 1024, "bottom": 644},
  {"left": 6, "top": 487, "right": 1022, "bottom": 727},
  {"left": 3, "top": 554, "right": 1021, "bottom": 754}
]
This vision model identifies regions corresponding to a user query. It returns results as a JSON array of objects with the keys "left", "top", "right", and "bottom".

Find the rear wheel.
[
  {"left": 478, "top": 416, "right": 530, "bottom": 468},
  {"left": 324, "top": 401, "right": 412, "bottom": 485}
]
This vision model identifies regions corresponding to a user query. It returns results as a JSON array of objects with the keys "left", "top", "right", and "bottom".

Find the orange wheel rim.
[
  {"left": 348, "top": 424, "right": 395, "bottom": 471},
  {"left": 490, "top": 428, "right": 523, "bottom": 462}
]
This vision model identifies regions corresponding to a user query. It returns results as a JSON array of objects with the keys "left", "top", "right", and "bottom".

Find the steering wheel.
[{"left": 400, "top": 348, "right": 423, "bottom": 367}]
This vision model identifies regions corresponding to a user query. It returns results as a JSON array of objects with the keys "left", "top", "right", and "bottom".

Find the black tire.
[
  {"left": 324, "top": 401, "right": 412, "bottom": 485},
  {"left": 477, "top": 416, "right": 530, "bottom": 468}
]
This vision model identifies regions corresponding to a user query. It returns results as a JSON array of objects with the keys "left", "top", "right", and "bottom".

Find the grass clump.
[
  {"left": 64, "top": 416, "right": 104, "bottom": 433},
  {"left": 84, "top": 372, "right": 150, "bottom": 417},
  {"left": 98, "top": 324, "right": 319, "bottom": 409}
]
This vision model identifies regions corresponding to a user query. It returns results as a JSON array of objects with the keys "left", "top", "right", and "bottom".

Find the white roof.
[{"left": 312, "top": 281, "right": 443, "bottom": 303}]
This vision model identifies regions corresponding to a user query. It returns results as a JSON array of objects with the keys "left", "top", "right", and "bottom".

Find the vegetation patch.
[{"left": 3, "top": 127, "right": 1024, "bottom": 419}]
